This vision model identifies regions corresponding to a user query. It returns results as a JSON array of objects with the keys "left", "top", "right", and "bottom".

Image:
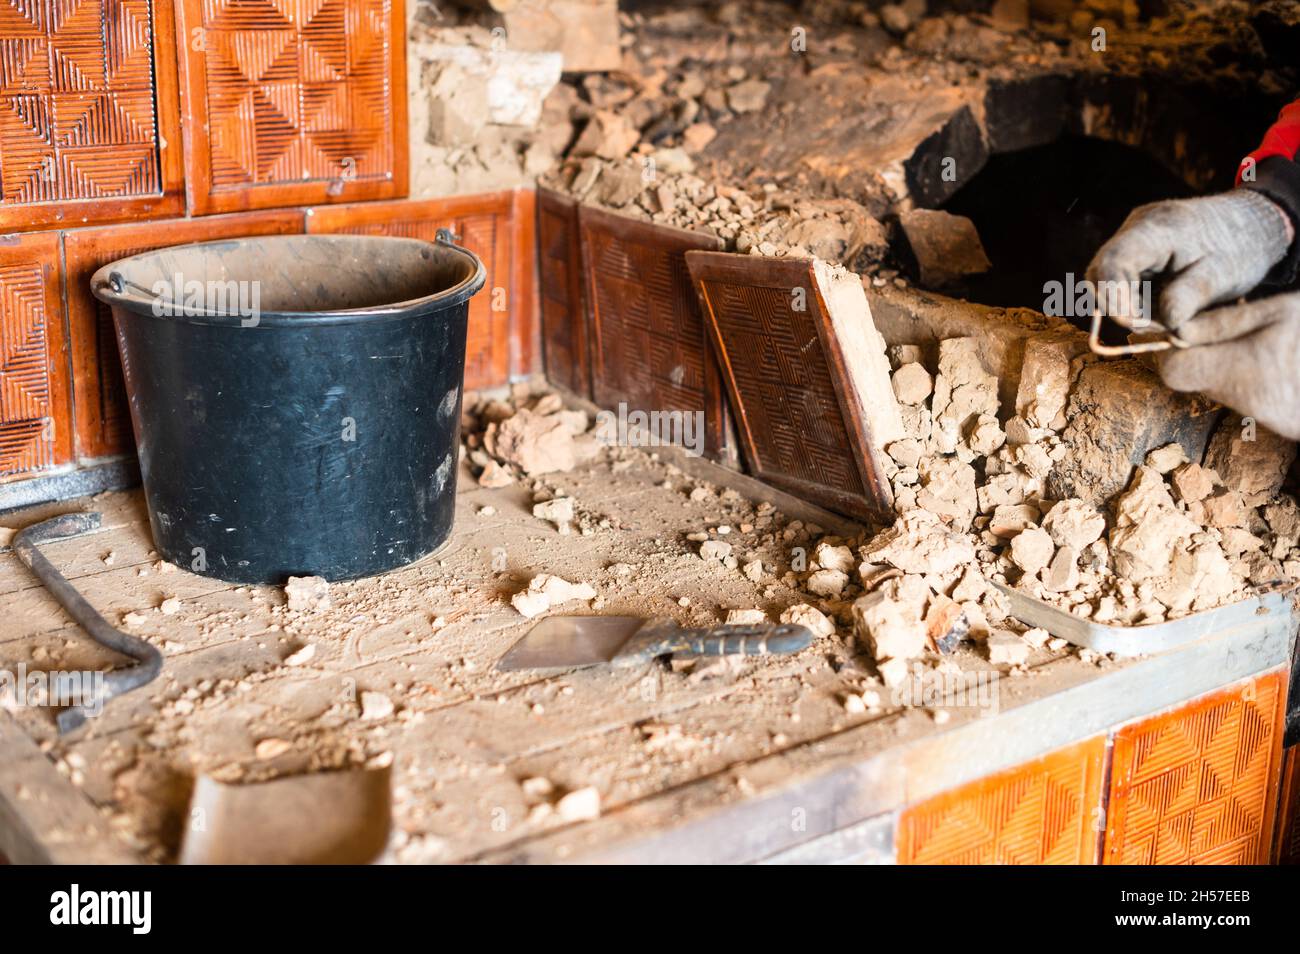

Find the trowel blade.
[{"left": 495, "top": 616, "right": 647, "bottom": 670}]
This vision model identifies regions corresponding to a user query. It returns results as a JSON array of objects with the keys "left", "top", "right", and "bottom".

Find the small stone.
[
  {"left": 986, "top": 630, "right": 1030, "bottom": 667},
  {"left": 1041, "top": 498, "right": 1105, "bottom": 552},
  {"left": 726, "top": 79, "right": 770, "bottom": 113},
  {"left": 521, "top": 776, "right": 554, "bottom": 799},
  {"left": 511, "top": 574, "right": 597, "bottom": 618},
  {"left": 555, "top": 786, "right": 601, "bottom": 822},
  {"left": 1041, "top": 546, "right": 1079, "bottom": 593},
  {"left": 861, "top": 508, "right": 976, "bottom": 575},
  {"left": 284, "top": 644, "right": 316, "bottom": 666},
  {"left": 806, "top": 568, "right": 848, "bottom": 598},
  {"left": 360, "top": 691, "right": 394, "bottom": 721},
  {"left": 891, "top": 362, "right": 933, "bottom": 406},
  {"left": 1022, "top": 627, "right": 1050, "bottom": 649},
  {"left": 1170, "top": 462, "right": 1216, "bottom": 504},
  {"left": 989, "top": 503, "right": 1038, "bottom": 538},
  {"left": 532, "top": 393, "right": 564, "bottom": 415},
  {"left": 699, "top": 540, "right": 732, "bottom": 561},
  {"left": 285, "top": 575, "right": 330, "bottom": 612},
  {"left": 254, "top": 738, "right": 292, "bottom": 760},
  {"left": 967, "top": 415, "right": 1006, "bottom": 458},
  {"left": 780, "top": 603, "right": 835, "bottom": 638},
  {"left": 478, "top": 460, "right": 515, "bottom": 488},
  {"left": 1009, "top": 527, "right": 1054, "bottom": 574},
  {"left": 159, "top": 597, "right": 182, "bottom": 616},
  {"left": 742, "top": 559, "right": 764, "bottom": 583},
  {"left": 813, "top": 541, "right": 855, "bottom": 573},
  {"left": 1145, "top": 442, "right": 1187, "bottom": 474},
  {"left": 887, "top": 438, "right": 924, "bottom": 469},
  {"left": 1200, "top": 489, "right": 1246, "bottom": 529},
  {"left": 725, "top": 608, "right": 767, "bottom": 625},
  {"left": 532, "top": 497, "right": 575, "bottom": 534}
]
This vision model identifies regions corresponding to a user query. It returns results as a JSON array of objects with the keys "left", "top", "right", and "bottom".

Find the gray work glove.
[
  {"left": 1156, "top": 292, "right": 1300, "bottom": 440},
  {"left": 1087, "top": 190, "right": 1294, "bottom": 330}
]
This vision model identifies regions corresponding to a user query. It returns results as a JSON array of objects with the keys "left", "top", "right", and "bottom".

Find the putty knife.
[{"left": 496, "top": 617, "right": 813, "bottom": 671}]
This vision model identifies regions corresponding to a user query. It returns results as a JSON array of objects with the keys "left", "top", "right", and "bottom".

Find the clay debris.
[
  {"left": 465, "top": 385, "right": 601, "bottom": 487},
  {"left": 897, "top": 209, "right": 992, "bottom": 287},
  {"left": 860, "top": 509, "right": 975, "bottom": 576},
  {"left": 285, "top": 576, "right": 330, "bottom": 613},
  {"left": 869, "top": 331, "right": 1298, "bottom": 627},
  {"left": 511, "top": 574, "right": 598, "bottom": 619}
]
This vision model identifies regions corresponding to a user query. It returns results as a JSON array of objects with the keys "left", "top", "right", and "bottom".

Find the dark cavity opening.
[{"left": 938, "top": 135, "right": 1195, "bottom": 317}]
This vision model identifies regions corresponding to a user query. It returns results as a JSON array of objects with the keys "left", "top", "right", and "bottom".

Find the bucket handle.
[
  {"left": 435, "top": 227, "right": 460, "bottom": 246},
  {"left": 105, "top": 270, "right": 159, "bottom": 302}
]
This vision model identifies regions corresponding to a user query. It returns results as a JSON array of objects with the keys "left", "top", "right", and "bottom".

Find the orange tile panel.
[
  {"left": 1104, "top": 669, "right": 1286, "bottom": 865},
  {"left": 0, "top": 230, "right": 72, "bottom": 478},
  {"left": 898, "top": 735, "right": 1107, "bottom": 865},
  {"left": 61, "top": 209, "right": 304, "bottom": 460}
]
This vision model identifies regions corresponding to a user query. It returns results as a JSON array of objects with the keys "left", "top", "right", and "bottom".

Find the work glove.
[
  {"left": 1086, "top": 190, "right": 1294, "bottom": 331},
  {"left": 1156, "top": 292, "right": 1300, "bottom": 440}
]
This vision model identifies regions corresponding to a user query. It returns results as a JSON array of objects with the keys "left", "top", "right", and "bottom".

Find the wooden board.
[
  {"left": 578, "top": 205, "right": 730, "bottom": 460},
  {"left": 537, "top": 188, "right": 588, "bottom": 398},
  {"left": 174, "top": 0, "right": 408, "bottom": 215},
  {"left": 61, "top": 209, "right": 306, "bottom": 461},
  {"left": 0, "top": 230, "right": 73, "bottom": 479},
  {"left": 686, "top": 251, "right": 893, "bottom": 523},
  {"left": 306, "top": 190, "right": 536, "bottom": 391},
  {"left": 0, "top": 0, "right": 185, "bottom": 232}
]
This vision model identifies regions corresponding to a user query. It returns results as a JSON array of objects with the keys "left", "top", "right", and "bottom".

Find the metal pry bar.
[
  {"left": 12, "top": 513, "right": 164, "bottom": 734},
  {"left": 1088, "top": 308, "right": 1191, "bottom": 357}
]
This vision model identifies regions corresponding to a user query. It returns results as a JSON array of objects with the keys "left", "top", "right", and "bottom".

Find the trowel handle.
[{"left": 612, "top": 621, "right": 813, "bottom": 667}]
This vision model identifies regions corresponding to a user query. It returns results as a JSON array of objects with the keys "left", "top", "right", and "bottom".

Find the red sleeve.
[{"left": 1238, "top": 99, "right": 1300, "bottom": 184}]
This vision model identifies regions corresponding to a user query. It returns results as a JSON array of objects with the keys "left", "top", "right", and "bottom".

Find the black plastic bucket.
[{"left": 91, "top": 232, "right": 486, "bottom": 584}]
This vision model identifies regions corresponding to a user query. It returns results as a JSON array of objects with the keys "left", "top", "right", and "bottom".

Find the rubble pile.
[
  {"left": 447, "top": 1, "right": 1300, "bottom": 689},
  {"left": 529, "top": 0, "right": 1283, "bottom": 275},
  {"left": 870, "top": 338, "right": 1300, "bottom": 636},
  {"left": 462, "top": 387, "right": 604, "bottom": 485}
]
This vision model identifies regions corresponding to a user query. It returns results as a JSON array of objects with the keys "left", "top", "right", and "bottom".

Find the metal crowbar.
[{"left": 12, "top": 513, "right": 164, "bottom": 733}]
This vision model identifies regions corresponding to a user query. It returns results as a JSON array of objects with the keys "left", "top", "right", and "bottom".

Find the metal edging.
[{"left": 994, "top": 581, "right": 1293, "bottom": 657}]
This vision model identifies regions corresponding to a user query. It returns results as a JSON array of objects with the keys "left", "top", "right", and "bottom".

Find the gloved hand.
[
  {"left": 1156, "top": 292, "right": 1300, "bottom": 440},
  {"left": 1087, "top": 190, "right": 1294, "bottom": 331}
]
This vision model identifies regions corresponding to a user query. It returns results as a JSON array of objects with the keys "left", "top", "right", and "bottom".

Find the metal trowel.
[{"left": 496, "top": 617, "right": 813, "bottom": 671}]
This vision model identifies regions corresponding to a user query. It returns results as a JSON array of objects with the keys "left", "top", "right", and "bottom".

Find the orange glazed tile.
[
  {"left": 175, "top": 0, "right": 408, "bottom": 215},
  {"left": 1104, "top": 669, "right": 1286, "bottom": 865},
  {"left": 1277, "top": 747, "right": 1300, "bottom": 864},
  {"left": 0, "top": 0, "right": 185, "bottom": 232},
  {"left": 0, "top": 230, "right": 73, "bottom": 478},
  {"left": 306, "top": 192, "right": 530, "bottom": 391},
  {"left": 62, "top": 210, "right": 305, "bottom": 460},
  {"left": 537, "top": 188, "right": 589, "bottom": 398},
  {"left": 898, "top": 736, "right": 1106, "bottom": 865}
]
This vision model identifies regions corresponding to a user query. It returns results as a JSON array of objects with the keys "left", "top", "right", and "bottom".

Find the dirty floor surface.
[{"left": 0, "top": 446, "right": 1128, "bottom": 863}]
